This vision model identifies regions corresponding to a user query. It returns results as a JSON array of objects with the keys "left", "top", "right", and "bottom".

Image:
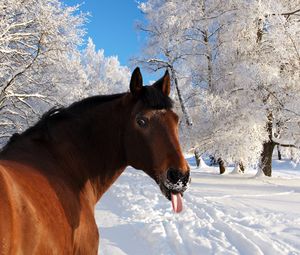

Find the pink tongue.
[{"left": 171, "top": 193, "right": 183, "bottom": 213}]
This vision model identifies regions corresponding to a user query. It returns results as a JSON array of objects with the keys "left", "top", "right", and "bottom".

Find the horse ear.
[
  {"left": 130, "top": 67, "right": 143, "bottom": 97},
  {"left": 154, "top": 70, "right": 170, "bottom": 96}
]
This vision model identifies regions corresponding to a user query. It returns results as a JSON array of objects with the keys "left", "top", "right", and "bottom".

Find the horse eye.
[{"left": 136, "top": 117, "right": 148, "bottom": 128}]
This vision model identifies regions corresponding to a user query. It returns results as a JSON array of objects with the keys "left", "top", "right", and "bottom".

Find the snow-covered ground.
[{"left": 95, "top": 157, "right": 300, "bottom": 255}]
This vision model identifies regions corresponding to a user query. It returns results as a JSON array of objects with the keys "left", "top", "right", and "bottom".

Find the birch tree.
[{"left": 137, "top": 0, "right": 193, "bottom": 126}]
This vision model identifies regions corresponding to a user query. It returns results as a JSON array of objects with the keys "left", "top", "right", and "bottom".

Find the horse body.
[
  {"left": 0, "top": 95, "right": 129, "bottom": 254},
  {"left": 0, "top": 68, "right": 190, "bottom": 254},
  {"left": 0, "top": 161, "right": 76, "bottom": 254}
]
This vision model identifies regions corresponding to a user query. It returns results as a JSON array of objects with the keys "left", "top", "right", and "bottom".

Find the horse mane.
[{"left": 2, "top": 86, "right": 173, "bottom": 150}]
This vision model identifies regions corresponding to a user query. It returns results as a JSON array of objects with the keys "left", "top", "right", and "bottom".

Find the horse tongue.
[{"left": 171, "top": 193, "right": 183, "bottom": 213}]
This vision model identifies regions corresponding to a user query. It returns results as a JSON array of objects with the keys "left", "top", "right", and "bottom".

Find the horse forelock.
[{"left": 139, "top": 85, "right": 173, "bottom": 110}]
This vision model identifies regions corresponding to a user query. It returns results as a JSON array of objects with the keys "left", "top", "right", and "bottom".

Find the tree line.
[{"left": 135, "top": 0, "right": 300, "bottom": 176}]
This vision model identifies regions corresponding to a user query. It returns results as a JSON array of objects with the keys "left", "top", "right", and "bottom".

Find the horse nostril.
[{"left": 167, "top": 168, "right": 184, "bottom": 184}]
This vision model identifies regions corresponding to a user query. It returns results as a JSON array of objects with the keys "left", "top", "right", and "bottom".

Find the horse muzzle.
[{"left": 159, "top": 168, "right": 191, "bottom": 201}]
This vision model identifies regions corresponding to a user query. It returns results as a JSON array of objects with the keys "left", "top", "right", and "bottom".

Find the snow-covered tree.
[
  {"left": 138, "top": 0, "right": 300, "bottom": 176},
  {"left": 0, "top": 0, "right": 86, "bottom": 144},
  {"left": 81, "top": 38, "right": 130, "bottom": 96},
  {"left": 137, "top": 0, "right": 262, "bottom": 171},
  {"left": 217, "top": 0, "right": 300, "bottom": 176},
  {"left": 192, "top": 0, "right": 300, "bottom": 176},
  {"left": 137, "top": 0, "right": 194, "bottom": 126}
]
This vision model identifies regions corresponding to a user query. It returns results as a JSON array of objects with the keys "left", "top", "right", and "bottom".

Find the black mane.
[{"left": 2, "top": 87, "right": 173, "bottom": 150}]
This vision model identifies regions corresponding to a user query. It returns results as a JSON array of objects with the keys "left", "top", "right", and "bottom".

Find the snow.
[{"left": 95, "top": 157, "right": 300, "bottom": 255}]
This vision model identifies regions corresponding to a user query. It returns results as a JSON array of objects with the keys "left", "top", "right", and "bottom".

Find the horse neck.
[{"left": 54, "top": 96, "right": 131, "bottom": 203}]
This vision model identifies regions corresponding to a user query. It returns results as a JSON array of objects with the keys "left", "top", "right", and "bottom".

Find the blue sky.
[{"left": 64, "top": 0, "right": 159, "bottom": 83}]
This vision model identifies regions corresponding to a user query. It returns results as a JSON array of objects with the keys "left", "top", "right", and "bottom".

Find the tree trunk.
[
  {"left": 203, "top": 30, "right": 214, "bottom": 92},
  {"left": 256, "top": 17, "right": 275, "bottom": 177},
  {"left": 259, "top": 141, "right": 275, "bottom": 177},
  {"left": 170, "top": 68, "right": 193, "bottom": 126},
  {"left": 232, "top": 161, "right": 245, "bottom": 174},
  {"left": 291, "top": 147, "right": 294, "bottom": 161},
  {"left": 259, "top": 111, "right": 275, "bottom": 177},
  {"left": 194, "top": 148, "right": 201, "bottom": 168},
  {"left": 239, "top": 162, "right": 245, "bottom": 173},
  {"left": 218, "top": 158, "right": 226, "bottom": 174},
  {"left": 277, "top": 145, "right": 282, "bottom": 160}
]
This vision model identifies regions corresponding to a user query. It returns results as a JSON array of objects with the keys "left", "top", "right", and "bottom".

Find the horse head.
[{"left": 124, "top": 67, "right": 190, "bottom": 213}]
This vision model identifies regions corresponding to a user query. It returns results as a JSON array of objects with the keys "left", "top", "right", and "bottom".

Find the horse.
[{"left": 0, "top": 67, "right": 190, "bottom": 254}]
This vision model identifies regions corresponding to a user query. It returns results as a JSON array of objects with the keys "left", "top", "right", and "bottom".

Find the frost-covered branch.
[{"left": 0, "top": 34, "right": 43, "bottom": 100}]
